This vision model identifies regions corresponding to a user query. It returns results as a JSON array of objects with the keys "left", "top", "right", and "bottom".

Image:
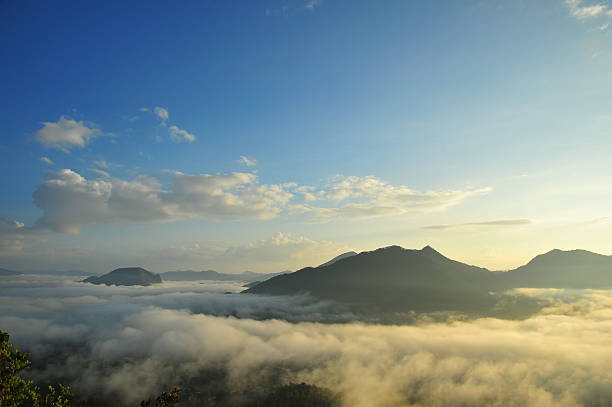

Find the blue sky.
[{"left": 1, "top": 0, "right": 611, "bottom": 273}]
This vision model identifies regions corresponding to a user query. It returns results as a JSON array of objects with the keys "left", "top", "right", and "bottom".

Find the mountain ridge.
[{"left": 245, "top": 245, "right": 612, "bottom": 312}]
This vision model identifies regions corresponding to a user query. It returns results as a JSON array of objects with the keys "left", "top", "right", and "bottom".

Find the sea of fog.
[{"left": 2, "top": 274, "right": 612, "bottom": 406}]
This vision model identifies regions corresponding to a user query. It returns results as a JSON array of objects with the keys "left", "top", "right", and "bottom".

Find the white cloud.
[
  {"left": 153, "top": 106, "right": 169, "bottom": 122},
  {"left": 93, "top": 159, "right": 120, "bottom": 169},
  {"left": 33, "top": 169, "right": 293, "bottom": 234},
  {"left": 238, "top": 156, "right": 257, "bottom": 167},
  {"left": 29, "top": 170, "right": 490, "bottom": 233},
  {"left": 139, "top": 107, "right": 149, "bottom": 112},
  {"left": 33, "top": 116, "right": 98, "bottom": 152},
  {"left": 298, "top": 176, "right": 492, "bottom": 220},
  {"left": 168, "top": 125, "right": 196, "bottom": 143},
  {"left": 40, "top": 157, "right": 54, "bottom": 165},
  {"left": 566, "top": 0, "right": 610, "bottom": 19},
  {"left": 305, "top": 0, "right": 320, "bottom": 10}
]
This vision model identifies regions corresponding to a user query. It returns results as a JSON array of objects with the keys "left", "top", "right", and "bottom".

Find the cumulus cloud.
[
  {"left": 28, "top": 170, "right": 491, "bottom": 233},
  {"left": 2, "top": 277, "right": 612, "bottom": 407},
  {"left": 238, "top": 155, "right": 257, "bottom": 167},
  {"left": 40, "top": 156, "right": 54, "bottom": 165},
  {"left": 33, "top": 116, "right": 99, "bottom": 152},
  {"left": 168, "top": 125, "right": 196, "bottom": 143},
  {"left": 32, "top": 169, "right": 293, "bottom": 234},
  {"left": 153, "top": 106, "right": 169, "bottom": 122},
  {"left": 298, "top": 176, "right": 492, "bottom": 220},
  {"left": 423, "top": 218, "right": 533, "bottom": 230}
]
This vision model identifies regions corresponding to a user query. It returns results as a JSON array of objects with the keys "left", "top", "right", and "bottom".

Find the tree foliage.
[
  {"left": 0, "top": 330, "right": 74, "bottom": 407},
  {"left": 253, "top": 382, "right": 339, "bottom": 407}
]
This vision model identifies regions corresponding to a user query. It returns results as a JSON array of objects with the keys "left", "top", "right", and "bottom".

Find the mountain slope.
[
  {"left": 245, "top": 246, "right": 499, "bottom": 312},
  {"left": 83, "top": 267, "right": 162, "bottom": 286},
  {"left": 502, "top": 249, "right": 612, "bottom": 288},
  {"left": 245, "top": 246, "right": 612, "bottom": 312},
  {"left": 318, "top": 251, "right": 358, "bottom": 268}
]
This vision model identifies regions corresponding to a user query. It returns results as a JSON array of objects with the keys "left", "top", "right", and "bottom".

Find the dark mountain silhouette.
[
  {"left": 0, "top": 268, "right": 21, "bottom": 276},
  {"left": 245, "top": 246, "right": 612, "bottom": 313},
  {"left": 161, "top": 270, "right": 288, "bottom": 282},
  {"left": 499, "top": 249, "right": 612, "bottom": 288},
  {"left": 83, "top": 267, "right": 162, "bottom": 286},
  {"left": 245, "top": 246, "right": 499, "bottom": 312},
  {"left": 318, "top": 251, "right": 358, "bottom": 267}
]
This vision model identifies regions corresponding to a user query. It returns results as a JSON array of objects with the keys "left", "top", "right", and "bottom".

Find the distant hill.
[
  {"left": 245, "top": 246, "right": 612, "bottom": 313},
  {"left": 318, "top": 251, "right": 358, "bottom": 267},
  {"left": 0, "top": 268, "right": 21, "bottom": 276},
  {"left": 500, "top": 249, "right": 612, "bottom": 288},
  {"left": 83, "top": 267, "right": 162, "bottom": 286},
  {"left": 161, "top": 270, "right": 288, "bottom": 283}
]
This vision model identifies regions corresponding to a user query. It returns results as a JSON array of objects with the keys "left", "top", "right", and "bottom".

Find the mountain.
[
  {"left": 501, "top": 249, "right": 612, "bottom": 288},
  {"left": 245, "top": 246, "right": 499, "bottom": 312},
  {"left": 83, "top": 267, "right": 162, "bottom": 286},
  {"left": 0, "top": 268, "right": 21, "bottom": 276},
  {"left": 318, "top": 251, "right": 358, "bottom": 267},
  {"left": 245, "top": 246, "right": 612, "bottom": 313},
  {"left": 160, "top": 270, "right": 288, "bottom": 282}
]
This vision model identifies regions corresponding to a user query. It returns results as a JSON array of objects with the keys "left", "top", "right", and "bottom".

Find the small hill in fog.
[{"left": 83, "top": 267, "right": 162, "bottom": 286}]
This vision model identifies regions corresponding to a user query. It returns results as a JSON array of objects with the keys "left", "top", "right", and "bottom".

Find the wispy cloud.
[
  {"left": 168, "top": 125, "right": 196, "bottom": 143},
  {"left": 295, "top": 176, "right": 492, "bottom": 220},
  {"left": 565, "top": 0, "right": 612, "bottom": 20},
  {"left": 305, "top": 0, "right": 321, "bottom": 10},
  {"left": 238, "top": 156, "right": 257, "bottom": 167},
  {"left": 153, "top": 106, "right": 169, "bottom": 122},
  {"left": 40, "top": 157, "right": 54, "bottom": 165},
  {"left": 423, "top": 219, "right": 533, "bottom": 230},
  {"left": 88, "top": 168, "right": 110, "bottom": 178}
]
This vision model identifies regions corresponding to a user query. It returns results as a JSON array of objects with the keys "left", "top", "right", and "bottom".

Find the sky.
[{"left": 1, "top": 0, "right": 611, "bottom": 273}]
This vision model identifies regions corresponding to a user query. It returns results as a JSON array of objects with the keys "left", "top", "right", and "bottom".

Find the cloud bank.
[
  {"left": 29, "top": 171, "right": 490, "bottom": 234},
  {"left": 2, "top": 276, "right": 612, "bottom": 407}
]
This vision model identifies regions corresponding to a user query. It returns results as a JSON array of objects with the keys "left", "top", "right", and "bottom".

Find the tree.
[
  {"left": 139, "top": 388, "right": 181, "bottom": 407},
  {"left": 0, "top": 330, "right": 74, "bottom": 407}
]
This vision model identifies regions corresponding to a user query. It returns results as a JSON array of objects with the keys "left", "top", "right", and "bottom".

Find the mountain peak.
[{"left": 421, "top": 245, "right": 439, "bottom": 254}]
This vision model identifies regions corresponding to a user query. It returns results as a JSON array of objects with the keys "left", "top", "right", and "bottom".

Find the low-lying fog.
[{"left": 2, "top": 275, "right": 612, "bottom": 407}]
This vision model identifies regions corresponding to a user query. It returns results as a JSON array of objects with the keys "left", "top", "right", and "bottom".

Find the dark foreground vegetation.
[{"left": 1, "top": 331, "right": 338, "bottom": 407}]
